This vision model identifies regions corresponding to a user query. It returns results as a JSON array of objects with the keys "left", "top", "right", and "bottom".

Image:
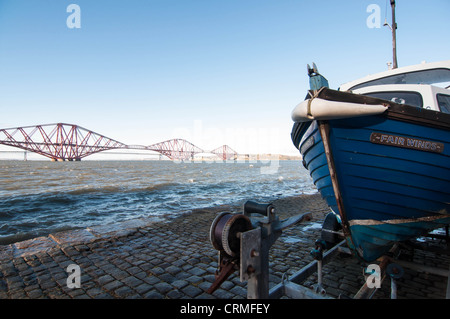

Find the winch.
[
  {"left": 207, "top": 200, "right": 312, "bottom": 298},
  {"left": 210, "top": 212, "right": 253, "bottom": 258}
]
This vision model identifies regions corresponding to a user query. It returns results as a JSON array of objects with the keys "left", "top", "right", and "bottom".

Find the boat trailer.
[{"left": 207, "top": 201, "right": 450, "bottom": 299}]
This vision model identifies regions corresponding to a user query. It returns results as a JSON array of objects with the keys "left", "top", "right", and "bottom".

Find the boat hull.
[{"left": 292, "top": 90, "right": 450, "bottom": 261}]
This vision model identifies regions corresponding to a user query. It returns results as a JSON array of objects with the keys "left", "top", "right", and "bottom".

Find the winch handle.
[{"left": 243, "top": 201, "right": 274, "bottom": 217}]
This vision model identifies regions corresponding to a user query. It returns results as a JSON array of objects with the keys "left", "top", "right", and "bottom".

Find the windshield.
[
  {"left": 350, "top": 68, "right": 450, "bottom": 90},
  {"left": 363, "top": 91, "right": 423, "bottom": 108}
]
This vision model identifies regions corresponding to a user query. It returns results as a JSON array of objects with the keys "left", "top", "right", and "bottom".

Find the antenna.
[
  {"left": 390, "top": 0, "right": 398, "bottom": 68},
  {"left": 382, "top": 0, "right": 398, "bottom": 70}
]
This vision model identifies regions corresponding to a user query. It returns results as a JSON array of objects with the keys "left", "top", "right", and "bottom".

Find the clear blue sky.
[{"left": 0, "top": 0, "right": 449, "bottom": 155}]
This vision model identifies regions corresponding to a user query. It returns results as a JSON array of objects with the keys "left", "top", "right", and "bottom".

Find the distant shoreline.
[{"left": 0, "top": 155, "right": 302, "bottom": 162}]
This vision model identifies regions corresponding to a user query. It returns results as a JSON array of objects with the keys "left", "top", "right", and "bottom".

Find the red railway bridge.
[{"left": 0, "top": 123, "right": 238, "bottom": 161}]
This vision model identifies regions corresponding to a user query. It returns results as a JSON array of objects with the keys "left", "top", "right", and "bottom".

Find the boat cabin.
[
  {"left": 352, "top": 84, "right": 450, "bottom": 114},
  {"left": 339, "top": 60, "right": 450, "bottom": 114}
]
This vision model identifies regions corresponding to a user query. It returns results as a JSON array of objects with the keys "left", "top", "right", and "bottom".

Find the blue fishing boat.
[{"left": 291, "top": 61, "right": 450, "bottom": 261}]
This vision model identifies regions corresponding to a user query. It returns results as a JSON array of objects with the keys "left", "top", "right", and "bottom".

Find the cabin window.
[
  {"left": 349, "top": 68, "right": 450, "bottom": 90},
  {"left": 437, "top": 94, "right": 450, "bottom": 114},
  {"left": 363, "top": 91, "right": 423, "bottom": 108}
]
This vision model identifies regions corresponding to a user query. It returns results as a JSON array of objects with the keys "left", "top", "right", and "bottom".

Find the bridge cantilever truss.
[
  {"left": 210, "top": 145, "right": 238, "bottom": 161},
  {"left": 147, "top": 138, "right": 206, "bottom": 161},
  {"left": 0, "top": 123, "right": 126, "bottom": 161},
  {"left": 0, "top": 123, "right": 238, "bottom": 161}
]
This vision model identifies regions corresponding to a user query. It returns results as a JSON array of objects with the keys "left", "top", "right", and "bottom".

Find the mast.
[{"left": 391, "top": 0, "right": 398, "bottom": 69}]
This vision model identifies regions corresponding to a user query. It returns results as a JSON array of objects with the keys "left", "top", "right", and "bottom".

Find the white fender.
[{"left": 291, "top": 98, "right": 388, "bottom": 122}]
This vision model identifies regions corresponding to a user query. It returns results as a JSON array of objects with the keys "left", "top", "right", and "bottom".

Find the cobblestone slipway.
[{"left": 0, "top": 194, "right": 449, "bottom": 299}]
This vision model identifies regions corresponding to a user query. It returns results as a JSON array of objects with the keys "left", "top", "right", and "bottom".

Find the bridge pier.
[{"left": 51, "top": 157, "right": 81, "bottom": 161}]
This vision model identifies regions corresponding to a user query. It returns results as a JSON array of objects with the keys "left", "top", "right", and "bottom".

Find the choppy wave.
[{"left": 0, "top": 160, "right": 316, "bottom": 244}]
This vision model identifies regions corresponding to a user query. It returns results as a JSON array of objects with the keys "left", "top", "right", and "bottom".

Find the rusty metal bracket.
[{"left": 240, "top": 228, "right": 261, "bottom": 282}]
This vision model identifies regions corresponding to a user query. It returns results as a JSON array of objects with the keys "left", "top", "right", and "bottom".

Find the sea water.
[{"left": 0, "top": 160, "right": 315, "bottom": 244}]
